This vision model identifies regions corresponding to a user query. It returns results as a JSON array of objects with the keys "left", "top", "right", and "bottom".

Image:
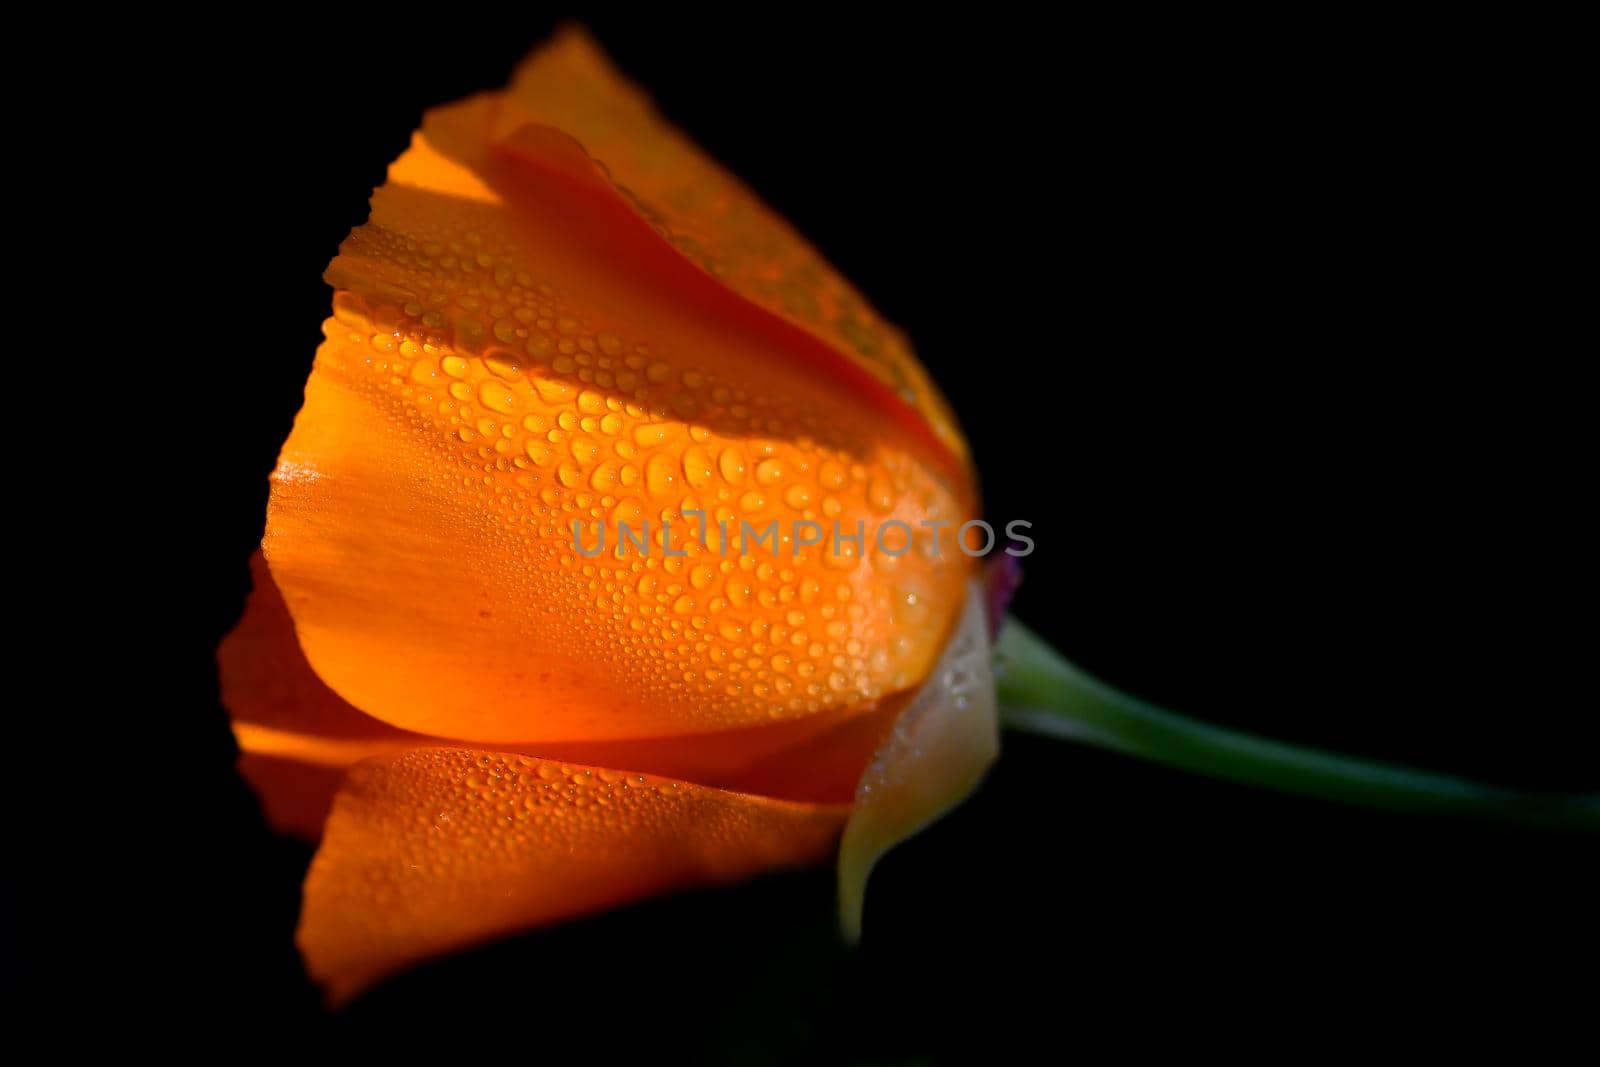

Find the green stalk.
[{"left": 995, "top": 618, "right": 1598, "bottom": 832}]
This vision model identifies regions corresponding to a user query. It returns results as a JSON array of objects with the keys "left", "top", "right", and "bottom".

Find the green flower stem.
[{"left": 994, "top": 618, "right": 1599, "bottom": 832}]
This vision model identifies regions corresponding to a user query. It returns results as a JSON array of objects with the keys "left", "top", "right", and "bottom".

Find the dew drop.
[
  {"left": 484, "top": 349, "right": 526, "bottom": 381},
  {"left": 645, "top": 453, "right": 679, "bottom": 496},
  {"left": 479, "top": 380, "right": 519, "bottom": 414},
  {"left": 534, "top": 378, "right": 573, "bottom": 404},
  {"left": 755, "top": 458, "right": 785, "bottom": 486},
  {"left": 633, "top": 424, "right": 676, "bottom": 448},
  {"left": 682, "top": 446, "right": 714, "bottom": 490},
  {"left": 718, "top": 446, "right": 748, "bottom": 485}
]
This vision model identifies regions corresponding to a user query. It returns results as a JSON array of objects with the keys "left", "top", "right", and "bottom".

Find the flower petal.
[
  {"left": 264, "top": 35, "right": 975, "bottom": 745},
  {"left": 220, "top": 553, "right": 885, "bottom": 838},
  {"left": 298, "top": 747, "right": 848, "bottom": 1004},
  {"left": 220, "top": 553, "right": 422, "bottom": 838},
  {"left": 837, "top": 580, "right": 1000, "bottom": 939},
  {"left": 502, "top": 26, "right": 970, "bottom": 469}
]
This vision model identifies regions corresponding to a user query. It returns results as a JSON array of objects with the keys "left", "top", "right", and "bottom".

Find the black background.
[{"left": 86, "top": 9, "right": 1595, "bottom": 1058}]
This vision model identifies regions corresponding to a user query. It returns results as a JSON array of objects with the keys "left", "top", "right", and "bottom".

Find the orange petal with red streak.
[{"left": 500, "top": 26, "right": 970, "bottom": 468}]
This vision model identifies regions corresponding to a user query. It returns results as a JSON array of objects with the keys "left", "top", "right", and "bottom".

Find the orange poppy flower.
[{"left": 221, "top": 25, "right": 997, "bottom": 1005}]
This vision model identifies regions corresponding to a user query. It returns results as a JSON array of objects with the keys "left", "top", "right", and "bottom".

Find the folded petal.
[
  {"left": 502, "top": 26, "right": 970, "bottom": 468},
  {"left": 264, "top": 33, "right": 975, "bottom": 745},
  {"left": 221, "top": 552, "right": 885, "bottom": 838},
  {"left": 298, "top": 748, "right": 848, "bottom": 1004},
  {"left": 220, "top": 553, "right": 423, "bottom": 838},
  {"left": 837, "top": 580, "right": 1000, "bottom": 939}
]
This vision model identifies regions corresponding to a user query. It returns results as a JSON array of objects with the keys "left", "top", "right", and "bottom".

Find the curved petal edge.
[
  {"left": 837, "top": 579, "right": 1000, "bottom": 939},
  {"left": 298, "top": 747, "right": 849, "bottom": 1005}
]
